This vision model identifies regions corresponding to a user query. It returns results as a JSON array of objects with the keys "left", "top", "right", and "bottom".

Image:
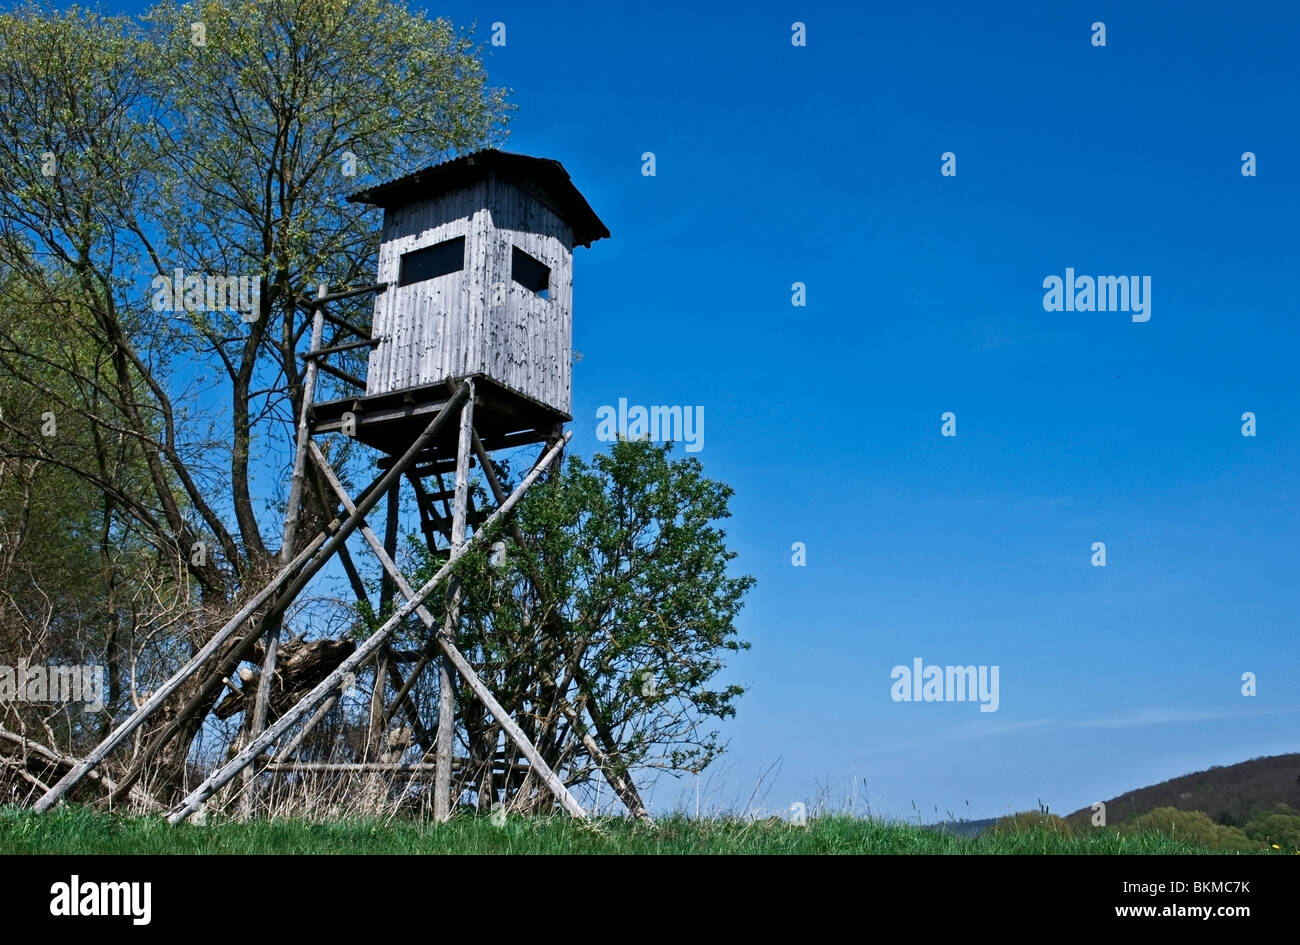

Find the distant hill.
[
  {"left": 1062, "top": 753, "right": 1300, "bottom": 830},
  {"left": 929, "top": 817, "right": 998, "bottom": 838}
]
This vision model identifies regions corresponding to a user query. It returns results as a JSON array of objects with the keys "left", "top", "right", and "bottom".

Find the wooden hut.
[{"left": 310, "top": 149, "right": 609, "bottom": 454}]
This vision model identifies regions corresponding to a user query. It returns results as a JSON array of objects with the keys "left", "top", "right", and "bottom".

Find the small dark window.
[
  {"left": 511, "top": 245, "right": 550, "bottom": 299},
  {"left": 399, "top": 236, "right": 465, "bottom": 287}
]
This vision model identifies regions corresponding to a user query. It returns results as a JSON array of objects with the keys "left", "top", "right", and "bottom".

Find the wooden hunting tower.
[
  {"left": 311, "top": 149, "right": 609, "bottom": 455},
  {"left": 39, "top": 150, "right": 616, "bottom": 824}
]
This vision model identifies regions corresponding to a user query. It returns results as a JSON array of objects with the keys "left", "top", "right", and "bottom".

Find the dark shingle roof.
[{"left": 346, "top": 149, "right": 610, "bottom": 248}]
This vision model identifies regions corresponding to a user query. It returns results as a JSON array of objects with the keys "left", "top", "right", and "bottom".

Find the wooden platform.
[{"left": 308, "top": 374, "right": 568, "bottom": 457}]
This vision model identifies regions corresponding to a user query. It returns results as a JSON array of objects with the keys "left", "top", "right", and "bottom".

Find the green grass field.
[{"left": 0, "top": 806, "right": 1231, "bottom": 854}]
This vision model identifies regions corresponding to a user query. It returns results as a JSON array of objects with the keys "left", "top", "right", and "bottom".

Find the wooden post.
[
  {"left": 242, "top": 286, "right": 327, "bottom": 816},
  {"left": 281, "top": 286, "right": 326, "bottom": 563},
  {"left": 367, "top": 481, "right": 400, "bottom": 756},
  {"left": 239, "top": 625, "right": 279, "bottom": 818},
  {"left": 435, "top": 382, "right": 474, "bottom": 820},
  {"left": 167, "top": 432, "right": 581, "bottom": 824}
]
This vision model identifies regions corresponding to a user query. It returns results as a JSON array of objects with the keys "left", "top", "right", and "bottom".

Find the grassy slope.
[{"left": 0, "top": 807, "right": 1227, "bottom": 854}]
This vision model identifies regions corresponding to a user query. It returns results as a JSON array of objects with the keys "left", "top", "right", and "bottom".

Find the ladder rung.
[
  {"left": 411, "top": 460, "right": 474, "bottom": 477},
  {"left": 304, "top": 282, "right": 388, "bottom": 305},
  {"left": 315, "top": 361, "right": 367, "bottom": 390},
  {"left": 302, "top": 337, "right": 380, "bottom": 359},
  {"left": 316, "top": 307, "right": 371, "bottom": 337}
]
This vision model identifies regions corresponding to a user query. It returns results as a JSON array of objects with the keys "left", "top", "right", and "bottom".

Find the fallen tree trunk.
[{"left": 214, "top": 638, "right": 356, "bottom": 723}]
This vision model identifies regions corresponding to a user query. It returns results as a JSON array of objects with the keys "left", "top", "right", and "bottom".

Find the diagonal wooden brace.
[
  {"left": 167, "top": 431, "right": 580, "bottom": 824},
  {"left": 32, "top": 531, "right": 328, "bottom": 813},
  {"left": 34, "top": 383, "right": 470, "bottom": 814}
]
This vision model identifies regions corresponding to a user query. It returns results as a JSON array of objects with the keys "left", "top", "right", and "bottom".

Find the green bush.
[
  {"left": 1242, "top": 805, "right": 1300, "bottom": 852},
  {"left": 1125, "top": 807, "right": 1258, "bottom": 853},
  {"left": 987, "top": 810, "right": 1073, "bottom": 837}
]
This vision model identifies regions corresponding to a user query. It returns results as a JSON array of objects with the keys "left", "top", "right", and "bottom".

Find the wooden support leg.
[
  {"left": 245, "top": 285, "right": 324, "bottom": 816},
  {"left": 435, "top": 389, "right": 474, "bottom": 820},
  {"left": 368, "top": 482, "right": 401, "bottom": 758},
  {"left": 240, "top": 618, "right": 280, "bottom": 817}
]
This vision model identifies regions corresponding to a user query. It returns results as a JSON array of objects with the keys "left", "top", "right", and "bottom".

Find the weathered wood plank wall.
[{"left": 364, "top": 175, "right": 575, "bottom": 416}]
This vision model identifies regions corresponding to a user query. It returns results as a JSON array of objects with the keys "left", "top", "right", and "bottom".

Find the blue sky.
[
  {"left": 94, "top": 0, "right": 1299, "bottom": 820},
  {"left": 459, "top": 0, "right": 1300, "bottom": 819}
]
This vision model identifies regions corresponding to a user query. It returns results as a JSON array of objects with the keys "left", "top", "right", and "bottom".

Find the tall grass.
[{"left": 0, "top": 806, "right": 1227, "bottom": 855}]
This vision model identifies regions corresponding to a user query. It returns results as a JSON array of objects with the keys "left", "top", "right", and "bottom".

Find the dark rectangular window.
[
  {"left": 511, "top": 245, "right": 550, "bottom": 299},
  {"left": 399, "top": 236, "right": 465, "bottom": 287}
]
